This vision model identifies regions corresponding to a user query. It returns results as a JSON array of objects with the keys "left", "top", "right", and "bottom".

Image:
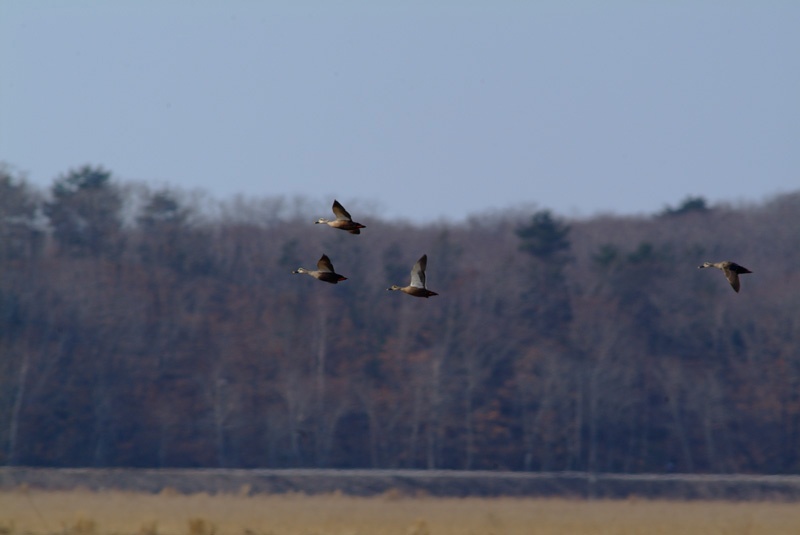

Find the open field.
[{"left": 2, "top": 489, "right": 800, "bottom": 535}]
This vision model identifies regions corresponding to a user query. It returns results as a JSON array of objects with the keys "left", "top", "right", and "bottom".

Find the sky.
[{"left": 1, "top": 1, "right": 799, "bottom": 223}]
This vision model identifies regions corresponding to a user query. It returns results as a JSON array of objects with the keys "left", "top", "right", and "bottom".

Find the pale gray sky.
[{"left": 2, "top": 1, "right": 798, "bottom": 222}]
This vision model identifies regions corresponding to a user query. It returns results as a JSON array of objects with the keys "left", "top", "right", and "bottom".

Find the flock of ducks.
[
  {"left": 293, "top": 200, "right": 438, "bottom": 298},
  {"left": 294, "top": 200, "right": 752, "bottom": 296}
]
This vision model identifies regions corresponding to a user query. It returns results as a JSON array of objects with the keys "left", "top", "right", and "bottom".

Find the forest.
[{"left": 1, "top": 164, "right": 799, "bottom": 474}]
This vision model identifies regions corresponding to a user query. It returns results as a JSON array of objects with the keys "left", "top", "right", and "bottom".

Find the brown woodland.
[{"left": 1, "top": 164, "right": 799, "bottom": 474}]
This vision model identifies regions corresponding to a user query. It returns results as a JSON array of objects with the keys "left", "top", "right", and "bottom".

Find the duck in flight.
[
  {"left": 293, "top": 254, "right": 348, "bottom": 284},
  {"left": 697, "top": 261, "right": 752, "bottom": 293},
  {"left": 387, "top": 254, "right": 438, "bottom": 298},
  {"left": 315, "top": 200, "right": 366, "bottom": 234}
]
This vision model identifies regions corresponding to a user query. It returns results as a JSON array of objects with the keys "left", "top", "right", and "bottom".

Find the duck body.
[
  {"left": 315, "top": 200, "right": 366, "bottom": 234},
  {"left": 698, "top": 261, "right": 752, "bottom": 293},
  {"left": 387, "top": 254, "right": 438, "bottom": 298},
  {"left": 293, "top": 254, "right": 348, "bottom": 284},
  {"left": 388, "top": 285, "right": 439, "bottom": 298}
]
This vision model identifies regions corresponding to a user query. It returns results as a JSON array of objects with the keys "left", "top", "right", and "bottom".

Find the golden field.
[{"left": 1, "top": 489, "right": 799, "bottom": 535}]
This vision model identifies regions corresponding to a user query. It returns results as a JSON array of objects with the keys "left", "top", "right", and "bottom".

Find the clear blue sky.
[{"left": 2, "top": 1, "right": 798, "bottom": 222}]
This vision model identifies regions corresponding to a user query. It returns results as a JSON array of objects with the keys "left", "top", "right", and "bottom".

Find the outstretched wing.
[
  {"left": 722, "top": 268, "right": 741, "bottom": 292},
  {"left": 724, "top": 262, "right": 751, "bottom": 292},
  {"left": 410, "top": 254, "right": 428, "bottom": 288},
  {"left": 317, "top": 254, "right": 335, "bottom": 273},
  {"left": 331, "top": 200, "right": 353, "bottom": 221}
]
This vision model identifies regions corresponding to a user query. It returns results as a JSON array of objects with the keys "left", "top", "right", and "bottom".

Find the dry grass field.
[{"left": 1, "top": 488, "right": 799, "bottom": 535}]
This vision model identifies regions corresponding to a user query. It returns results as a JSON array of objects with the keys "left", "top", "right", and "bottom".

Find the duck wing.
[
  {"left": 410, "top": 254, "right": 428, "bottom": 288},
  {"left": 724, "top": 262, "right": 751, "bottom": 292},
  {"left": 317, "top": 254, "right": 336, "bottom": 273},
  {"left": 721, "top": 267, "right": 741, "bottom": 292},
  {"left": 332, "top": 200, "right": 353, "bottom": 221}
]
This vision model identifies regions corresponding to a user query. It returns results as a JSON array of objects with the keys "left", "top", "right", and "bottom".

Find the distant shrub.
[
  {"left": 407, "top": 519, "right": 430, "bottom": 535},
  {"left": 139, "top": 520, "right": 159, "bottom": 535},
  {"left": 382, "top": 487, "right": 404, "bottom": 501},
  {"left": 187, "top": 518, "right": 216, "bottom": 535},
  {"left": 64, "top": 516, "right": 96, "bottom": 535},
  {"left": 160, "top": 487, "right": 180, "bottom": 497}
]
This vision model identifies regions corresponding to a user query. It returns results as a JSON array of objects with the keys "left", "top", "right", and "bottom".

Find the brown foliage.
[{"left": 1, "top": 173, "right": 800, "bottom": 474}]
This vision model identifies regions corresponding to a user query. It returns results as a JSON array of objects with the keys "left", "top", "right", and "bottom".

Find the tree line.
[{"left": 1, "top": 164, "right": 799, "bottom": 473}]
